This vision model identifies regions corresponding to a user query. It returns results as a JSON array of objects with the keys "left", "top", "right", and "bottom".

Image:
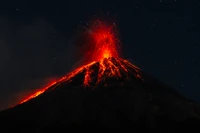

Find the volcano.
[{"left": 0, "top": 21, "right": 200, "bottom": 132}]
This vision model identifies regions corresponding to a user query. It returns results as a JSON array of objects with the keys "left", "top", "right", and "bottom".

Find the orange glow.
[{"left": 18, "top": 21, "right": 142, "bottom": 105}]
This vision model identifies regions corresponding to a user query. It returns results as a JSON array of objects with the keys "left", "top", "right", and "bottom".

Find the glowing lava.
[{"left": 19, "top": 21, "right": 142, "bottom": 105}]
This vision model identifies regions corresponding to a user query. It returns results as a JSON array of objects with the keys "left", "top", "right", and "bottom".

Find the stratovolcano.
[
  {"left": 19, "top": 20, "right": 138, "bottom": 104},
  {"left": 0, "top": 21, "right": 200, "bottom": 132}
]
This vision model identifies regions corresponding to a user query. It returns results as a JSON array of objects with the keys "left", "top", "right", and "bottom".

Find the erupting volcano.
[
  {"left": 19, "top": 21, "right": 142, "bottom": 104},
  {"left": 1, "top": 20, "right": 200, "bottom": 132}
]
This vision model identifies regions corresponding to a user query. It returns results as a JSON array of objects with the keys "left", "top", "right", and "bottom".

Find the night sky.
[{"left": 0, "top": 0, "right": 200, "bottom": 110}]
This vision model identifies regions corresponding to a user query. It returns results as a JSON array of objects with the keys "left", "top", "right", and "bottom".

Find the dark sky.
[{"left": 0, "top": 0, "right": 200, "bottom": 110}]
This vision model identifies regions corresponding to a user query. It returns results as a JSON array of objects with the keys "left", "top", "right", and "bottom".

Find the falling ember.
[{"left": 18, "top": 20, "right": 142, "bottom": 105}]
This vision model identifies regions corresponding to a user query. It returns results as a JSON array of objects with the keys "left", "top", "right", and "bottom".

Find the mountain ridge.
[{"left": 0, "top": 57, "right": 200, "bottom": 132}]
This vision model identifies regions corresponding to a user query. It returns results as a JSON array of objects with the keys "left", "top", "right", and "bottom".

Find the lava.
[{"left": 18, "top": 21, "right": 142, "bottom": 105}]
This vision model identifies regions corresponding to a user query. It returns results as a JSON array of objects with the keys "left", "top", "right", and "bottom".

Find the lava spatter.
[{"left": 19, "top": 21, "right": 142, "bottom": 105}]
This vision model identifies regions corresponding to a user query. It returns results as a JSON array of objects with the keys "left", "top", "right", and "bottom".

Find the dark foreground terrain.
[{"left": 0, "top": 58, "right": 200, "bottom": 132}]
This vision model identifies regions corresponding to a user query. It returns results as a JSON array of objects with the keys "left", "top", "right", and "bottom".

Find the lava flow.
[{"left": 19, "top": 21, "right": 142, "bottom": 105}]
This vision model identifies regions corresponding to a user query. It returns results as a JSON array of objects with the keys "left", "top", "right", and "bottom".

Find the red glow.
[{"left": 18, "top": 20, "right": 142, "bottom": 105}]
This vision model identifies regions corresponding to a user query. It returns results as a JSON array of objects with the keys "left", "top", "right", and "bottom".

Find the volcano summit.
[{"left": 0, "top": 21, "right": 200, "bottom": 132}]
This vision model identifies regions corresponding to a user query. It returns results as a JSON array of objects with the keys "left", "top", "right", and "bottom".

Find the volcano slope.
[{"left": 0, "top": 57, "right": 200, "bottom": 132}]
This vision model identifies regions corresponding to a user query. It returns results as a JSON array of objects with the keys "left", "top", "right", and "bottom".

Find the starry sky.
[{"left": 0, "top": 0, "right": 199, "bottom": 110}]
